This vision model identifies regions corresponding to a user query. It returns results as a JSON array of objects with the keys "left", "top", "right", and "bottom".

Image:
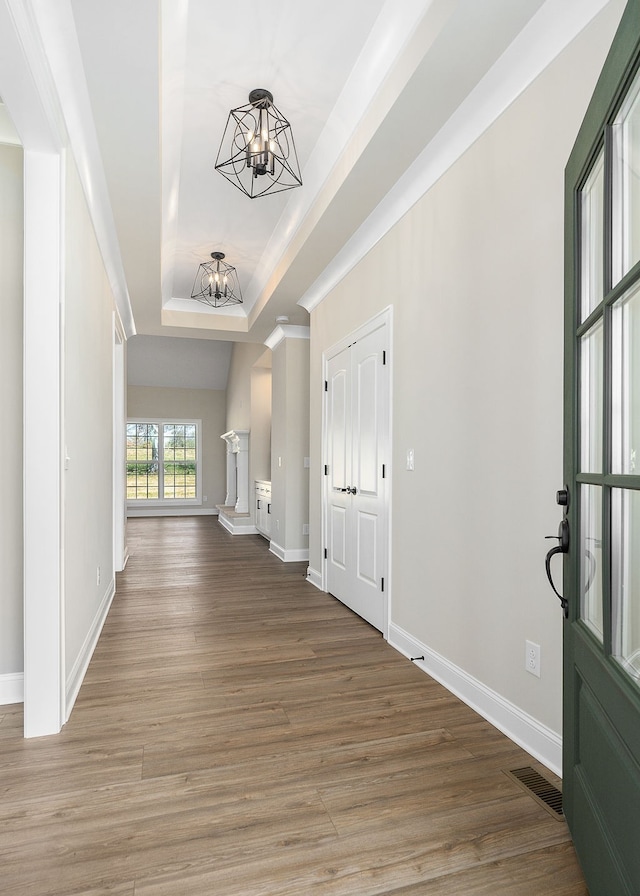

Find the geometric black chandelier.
[
  {"left": 214, "top": 88, "right": 302, "bottom": 199},
  {"left": 190, "top": 252, "right": 243, "bottom": 308}
]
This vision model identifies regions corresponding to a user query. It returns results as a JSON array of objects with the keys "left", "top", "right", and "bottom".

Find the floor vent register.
[{"left": 503, "top": 766, "right": 564, "bottom": 819}]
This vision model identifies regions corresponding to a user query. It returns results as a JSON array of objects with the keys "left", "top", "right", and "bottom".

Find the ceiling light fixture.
[
  {"left": 215, "top": 88, "right": 302, "bottom": 199},
  {"left": 190, "top": 252, "right": 243, "bottom": 308}
]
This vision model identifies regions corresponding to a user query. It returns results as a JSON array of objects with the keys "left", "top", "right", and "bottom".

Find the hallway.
[{"left": 0, "top": 517, "right": 587, "bottom": 895}]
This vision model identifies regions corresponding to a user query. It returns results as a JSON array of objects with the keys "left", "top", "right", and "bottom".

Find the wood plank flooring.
[{"left": 0, "top": 516, "right": 589, "bottom": 895}]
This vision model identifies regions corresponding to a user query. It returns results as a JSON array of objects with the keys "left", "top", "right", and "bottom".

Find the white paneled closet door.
[{"left": 325, "top": 318, "right": 389, "bottom": 633}]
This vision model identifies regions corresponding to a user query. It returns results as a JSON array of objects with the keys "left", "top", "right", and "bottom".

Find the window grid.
[{"left": 127, "top": 420, "right": 199, "bottom": 502}]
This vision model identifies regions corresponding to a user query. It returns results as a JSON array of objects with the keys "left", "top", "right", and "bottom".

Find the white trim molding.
[
  {"left": 298, "top": 0, "right": 614, "bottom": 316},
  {"left": 0, "top": 673, "right": 24, "bottom": 706},
  {"left": 65, "top": 577, "right": 116, "bottom": 721},
  {"left": 306, "top": 566, "right": 323, "bottom": 590},
  {"left": 388, "top": 622, "right": 562, "bottom": 777},
  {"left": 127, "top": 506, "right": 218, "bottom": 518},
  {"left": 264, "top": 324, "right": 310, "bottom": 351},
  {"left": 269, "top": 541, "right": 310, "bottom": 563},
  {"left": 217, "top": 508, "right": 257, "bottom": 536},
  {"left": 23, "top": 149, "right": 64, "bottom": 738}
]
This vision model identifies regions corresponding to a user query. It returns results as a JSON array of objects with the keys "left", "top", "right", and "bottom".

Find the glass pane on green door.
[
  {"left": 580, "top": 484, "right": 603, "bottom": 640},
  {"left": 612, "top": 280, "right": 640, "bottom": 474},
  {"left": 612, "top": 488, "right": 640, "bottom": 684},
  {"left": 612, "top": 68, "right": 640, "bottom": 283},
  {"left": 580, "top": 319, "right": 604, "bottom": 473},
  {"left": 580, "top": 149, "right": 604, "bottom": 321}
]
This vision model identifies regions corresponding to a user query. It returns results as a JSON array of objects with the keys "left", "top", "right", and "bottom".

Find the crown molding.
[
  {"left": 264, "top": 324, "right": 310, "bottom": 350},
  {"left": 298, "top": 0, "right": 612, "bottom": 314}
]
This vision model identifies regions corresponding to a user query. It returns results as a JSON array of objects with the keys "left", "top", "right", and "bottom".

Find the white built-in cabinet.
[{"left": 255, "top": 480, "right": 272, "bottom": 540}]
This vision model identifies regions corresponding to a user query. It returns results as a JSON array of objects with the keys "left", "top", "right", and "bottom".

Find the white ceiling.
[
  {"left": 1, "top": 0, "right": 615, "bottom": 374},
  {"left": 66, "top": 0, "right": 559, "bottom": 346}
]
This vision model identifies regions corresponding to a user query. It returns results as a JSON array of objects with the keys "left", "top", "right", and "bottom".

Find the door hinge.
[
  {"left": 324, "top": 380, "right": 328, "bottom": 391},
  {"left": 381, "top": 577, "right": 385, "bottom": 592},
  {"left": 382, "top": 350, "right": 387, "bottom": 365},
  {"left": 324, "top": 548, "right": 328, "bottom": 559},
  {"left": 382, "top": 464, "right": 386, "bottom": 479},
  {"left": 324, "top": 464, "right": 329, "bottom": 476}
]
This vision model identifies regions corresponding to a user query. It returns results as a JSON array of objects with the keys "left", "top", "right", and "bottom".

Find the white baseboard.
[
  {"left": 218, "top": 514, "right": 258, "bottom": 536},
  {"left": 65, "top": 577, "right": 116, "bottom": 721},
  {"left": 127, "top": 506, "right": 218, "bottom": 518},
  {"left": 388, "top": 622, "right": 562, "bottom": 777},
  {"left": 0, "top": 672, "right": 24, "bottom": 705},
  {"left": 269, "top": 541, "right": 310, "bottom": 563},
  {"left": 306, "top": 566, "right": 323, "bottom": 590}
]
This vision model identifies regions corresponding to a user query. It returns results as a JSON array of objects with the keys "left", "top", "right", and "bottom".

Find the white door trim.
[
  {"left": 113, "top": 317, "right": 128, "bottom": 572},
  {"left": 0, "top": 0, "right": 68, "bottom": 736},
  {"left": 23, "top": 151, "right": 65, "bottom": 736}
]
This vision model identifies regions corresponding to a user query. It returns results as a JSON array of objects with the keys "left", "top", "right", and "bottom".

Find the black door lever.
[{"left": 545, "top": 518, "right": 569, "bottom": 618}]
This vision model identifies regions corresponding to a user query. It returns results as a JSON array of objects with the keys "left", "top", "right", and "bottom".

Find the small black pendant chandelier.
[
  {"left": 190, "top": 252, "right": 243, "bottom": 308},
  {"left": 215, "top": 88, "right": 302, "bottom": 199}
]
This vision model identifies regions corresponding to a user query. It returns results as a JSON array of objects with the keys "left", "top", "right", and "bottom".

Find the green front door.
[{"left": 563, "top": 2, "right": 640, "bottom": 893}]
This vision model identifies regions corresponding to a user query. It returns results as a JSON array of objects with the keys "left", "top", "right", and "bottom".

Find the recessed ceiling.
[{"left": 67, "top": 0, "right": 571, "bottom": 349}]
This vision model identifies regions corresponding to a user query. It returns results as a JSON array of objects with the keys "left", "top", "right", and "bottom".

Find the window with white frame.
[{"left": 126, "top": 420, "right": 201, "bottom": 503}]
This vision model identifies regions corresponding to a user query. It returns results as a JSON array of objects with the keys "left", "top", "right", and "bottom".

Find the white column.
[
  {"left": 234, "top": 431, "right": 250, "bottom": 513},
  {"left": 221, "top": 433, "right": 237, "bottom": 506},
  {"left": 23, "top": 150, "right": 64, "bottom": 736},
  {"left": 221, "top": 430, "right": 250, "bottom": 512}
]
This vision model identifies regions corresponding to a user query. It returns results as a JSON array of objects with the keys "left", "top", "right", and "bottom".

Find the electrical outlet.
[
  {"left": 525, "top": 640, "right": 541, "bottom": 678},
  {"left": 96, "top": 565, "right": 101, "bottom": 586},
  {"left": 303, "top": 523, "right": 309, "bottom": 535}
]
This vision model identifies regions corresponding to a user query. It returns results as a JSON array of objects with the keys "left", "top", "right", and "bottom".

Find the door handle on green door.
[{"left": 545, "top": 518, "right": 569, "bottom": 618}]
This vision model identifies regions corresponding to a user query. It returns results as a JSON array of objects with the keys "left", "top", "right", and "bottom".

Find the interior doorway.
[{"left": 323, "top": 308, "right": 391, "bottom": 635}]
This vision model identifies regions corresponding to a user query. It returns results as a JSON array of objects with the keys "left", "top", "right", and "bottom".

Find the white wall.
[
  {"left": 127, "top": 385, "right": 227, "bottom": 511},
  {"left": 251, "top": 366, "right": 272, "bottom": 484},
  {"left": 127, "top": 335, "right": 231, "bottom": 390},
  {"left": 309, "top": 4, "right": 624, "bottom": 760},
  {"left": 271, "top": 336, "right": 310, "bottom": 558},
  {"left": 226, "top": 342, "right": 265, "bottom": 432},
  {"left": 63, "top": 152, "right": 117, "bottom": 703},
  {"left": 226, "top": 341, "right": 273, "bottom": 519},
  {"left": 0, "top": 143, "right": 23, "bottom": 687}
]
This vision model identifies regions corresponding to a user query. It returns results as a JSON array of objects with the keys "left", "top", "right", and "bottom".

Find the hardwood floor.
[{"left": 0, "top": 516, "right": 588, "bottom": 895}]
